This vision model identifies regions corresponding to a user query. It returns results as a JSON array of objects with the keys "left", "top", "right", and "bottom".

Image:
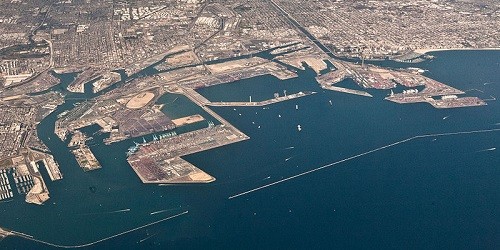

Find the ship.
[
  {"left": 126, "top": 145, "right": 139, "bottom": 156},
  {"left": 297, "top": 125, "right": 302, "bottom": 131},
  {"left": 158, "top": 131, "right": 177, "bottom": 140},
  {"left": 207, "top": 121, "right": 215, "bottom": 128}
]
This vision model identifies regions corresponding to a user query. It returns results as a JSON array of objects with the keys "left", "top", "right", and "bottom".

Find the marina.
[{"left": 0, "top": 169, "right": 14, "bottom": 201}]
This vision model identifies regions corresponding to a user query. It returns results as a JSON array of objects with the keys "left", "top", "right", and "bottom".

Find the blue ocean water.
[{"left": 0, "top": 50, "right": 499, "bottom": 249}]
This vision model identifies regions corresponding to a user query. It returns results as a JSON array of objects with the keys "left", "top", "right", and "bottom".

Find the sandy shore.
[{"left": 414, "top": 47, "right": 500, "bottom": 54}]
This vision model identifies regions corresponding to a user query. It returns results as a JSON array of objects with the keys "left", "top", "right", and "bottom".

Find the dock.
[
  {"left": 42, "top": 156, "right": 63, "bottom": 181},
  {"left": 126, "top": 85, "right": 251, "bottom": 184},
  {"left": 128, "top": 125, "right": 249, "bottom": 184},
  {"left": 182, "top": 86, "right": 248, "bottom": 138},
  {"left": 321, "top": 85, "right": 373, "bottom": 97},
  {"left": 386, "top": 95, "right": 487, "bottom": 109},
  {"left": 0, "top": 169, "right": 14, "bottom": 201},
  {"left": 206, "top": 91, "right": 316, "bottom": 107},
  {"left": 71, "top": 145, "right": 102, "bottom": 172}
]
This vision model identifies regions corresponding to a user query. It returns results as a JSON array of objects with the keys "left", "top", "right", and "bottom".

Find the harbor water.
[{"left": 0, "top": 50, "right": 499, "bottom": 249}]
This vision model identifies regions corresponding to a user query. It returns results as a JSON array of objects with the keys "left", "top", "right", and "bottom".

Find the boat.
[
  {"left": 297, "top": 125, "right": 302, "bottom": 131},
  {"left": 127, "top": 145, "right": 139, "bottom": 155},
  {"left": 295, "top": 105, "right": 299, "bottom": 110}
]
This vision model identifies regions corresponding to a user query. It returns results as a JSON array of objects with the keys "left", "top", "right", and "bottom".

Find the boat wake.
[
  {"left": 476, "top": 147, "right": 496, "bottom": 153},
  {"left": 80, "top": 208, "right": 130, "bottom": 216},
  {"left": 150, "top": 207, "right": 182, "bottom": 215},
  {"left": 138, "top": 232, "right": 159, "bottom": 244}
]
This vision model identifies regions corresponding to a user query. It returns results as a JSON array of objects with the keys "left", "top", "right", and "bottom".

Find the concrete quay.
[
  {"left": 321, "top": 85, "right": 373, "bottom": 98},
  {"left": 206, "top": 91, "right": 316, "bottom": 107}
]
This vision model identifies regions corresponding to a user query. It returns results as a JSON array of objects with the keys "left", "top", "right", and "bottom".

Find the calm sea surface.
[{"left": 0, "top": 50, "right": 499, "bottom": 249}]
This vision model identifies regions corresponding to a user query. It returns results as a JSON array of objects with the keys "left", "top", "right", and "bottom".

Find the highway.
[{"left": 268, "top": 0, "right": 337, "bottom": 58}]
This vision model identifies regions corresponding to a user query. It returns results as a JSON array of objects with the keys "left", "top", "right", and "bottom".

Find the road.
[{"left": 268, "top": 0, "right": 336, "bottom": 58}]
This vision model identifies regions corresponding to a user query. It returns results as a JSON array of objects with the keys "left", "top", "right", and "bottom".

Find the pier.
[
  {"left": 206, "top": 91, "right": 317, "bottom": 107},
  {"left": 71, "top": 145, "right": 101, "bottom": 172},
  {"left": 125, "top": 86, "right": 251, "bottom": 184},
  {"left": 42, "top": 156, "right": 63, "bottom": 181},
  {"left": 128, "top": 125, "right": 248, "bottom": 184},
  {"left": 321, "top": 85, "right": 373, "bottom": 97},
  {"left": 181, "top": 86, "right": 247, "bottom": 137}
]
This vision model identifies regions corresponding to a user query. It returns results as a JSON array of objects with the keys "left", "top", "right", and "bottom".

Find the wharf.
[
  {"left": 42, "top": 155, "right": 63, "bottom": 181},
  {"left": 183, "top": 88, "right": 210, "bottom": 106},
  {"left": 181, "top": 86, "right": 247, "bottom": 136},
  {"left": 71, "top": 145, "right": 101, "bottom": 172},
  {"left": 206, "top": 91, "right": 316, "bottom": 107},
  {"left": 321, "top": 85, "right": 373, "bottom": 97},
  {"left": 385, "top": 95, "right": 487, "bottom": 108},
  {"left": 128, "top": 125, "right": 249, "bottom": 184},
  {"left": 126, "top": 86, "right": 251, "bottom": 184}
]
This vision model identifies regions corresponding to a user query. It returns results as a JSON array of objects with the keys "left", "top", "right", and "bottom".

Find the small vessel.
[
  {"left": 295, "top": 105, "right": 299, "bottom": 110},
  {"left": 329, "top": 100, "right": 333, "bottom": 106},
  {"left": 278, "top": 114, "right": 281, "bottom": 118},
  {"left": 297, "top": 125, "right": 302, "bottom": 131}
]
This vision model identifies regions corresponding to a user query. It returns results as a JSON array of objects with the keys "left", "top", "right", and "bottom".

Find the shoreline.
[{"left": 414, "top": 47, "right": 500, "bottom": 54}]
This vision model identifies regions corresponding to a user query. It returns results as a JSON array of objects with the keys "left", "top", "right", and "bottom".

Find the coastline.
[{"left": 414, "top": 47, "right": 500, "bottom": 54}]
